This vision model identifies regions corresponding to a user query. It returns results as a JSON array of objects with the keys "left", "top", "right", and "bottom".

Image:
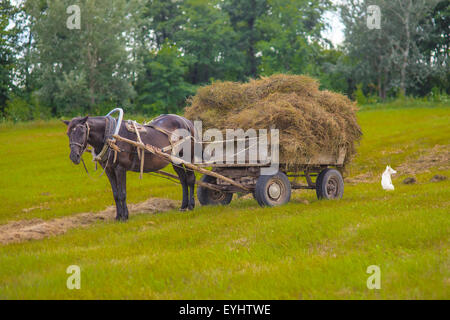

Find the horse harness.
[
  {"left": 92, "top": 115, "right": 117, "bottom": 163},
  {"left": 75, "top": 115, "right": 192, "bottom": 178},
  {"left": 70, "top": 116, "right": 118, "bottom": 176},
  {"left": 125, "top": 118, "right": 193, "bottom": 179}
]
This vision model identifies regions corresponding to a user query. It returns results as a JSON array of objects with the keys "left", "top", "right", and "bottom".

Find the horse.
[{"left": 63, "top": 114, "right": 196, "bottom": 221}]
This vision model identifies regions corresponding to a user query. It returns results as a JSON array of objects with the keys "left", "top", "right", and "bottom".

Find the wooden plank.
[
  {"left": 291, "top": 182, "right": 315, "bottom": 190},
  {"left": 337, "top": 147, "right": 346, "bottom": 165},
  {"left": 196, "top": 147, "right": 347, "bottom": 167},
  {"left": 307, "top": 147, "right": 347, "bottom": 165},
  {"left": 155, "top": 170, "right": 223, "bottom": 192},
  {"left": 113, "top": 134, "right": 250, "bottom": 191},
  {"left": 196, "top": 162, "right": 270, "bottom": 168}
]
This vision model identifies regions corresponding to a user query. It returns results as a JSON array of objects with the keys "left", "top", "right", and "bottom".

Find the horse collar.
[{"left": 92, "top": 116, "right": 116, "bottom": 163}]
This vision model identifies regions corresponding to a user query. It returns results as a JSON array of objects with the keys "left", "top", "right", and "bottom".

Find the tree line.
[{"left": 0, "top": 0, "right": 448, "bottom": 121}]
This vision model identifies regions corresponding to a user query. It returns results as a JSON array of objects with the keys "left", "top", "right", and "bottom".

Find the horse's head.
[{"left": 63, "top": 116, "right": 89, "bottom": 165}]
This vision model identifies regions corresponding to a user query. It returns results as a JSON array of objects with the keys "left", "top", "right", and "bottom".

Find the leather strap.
[{"left": 92, "top": 116, "right": 116, "bottom": 163}]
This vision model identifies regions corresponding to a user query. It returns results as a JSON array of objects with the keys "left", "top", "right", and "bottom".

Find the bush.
[
  {"left": 4, "top": 96, "right": 32, "bottom": 122},
  {"left": 429, "top": 86, "right": 449, "bottom": 103},
  {"left": 4, "top": 95, "right": 51, "bottom": 122},
  {"left": 353, "top": 84, "right": 367, "bottom": 105},
  {"left": 30, "top": 95, "right": 52, "bottom": 120}
]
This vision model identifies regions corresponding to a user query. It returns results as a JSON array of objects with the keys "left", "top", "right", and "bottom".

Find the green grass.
[
  {"left": 349, "top": 103, "right": 449, "bottom": 176},
  {"left": 0, "top": 120, "right": 182, "bottom": 223},
  {"left": 357, "top": 97, "right": 449, "bottom": 111},
  {"left": 0, "top": 101, "right": 449, "bottom": 299}
]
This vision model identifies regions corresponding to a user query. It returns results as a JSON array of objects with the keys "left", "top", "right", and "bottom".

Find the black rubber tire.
[
  {"left": 254, "top": 171, "right": 291, "bottom": 207},
  {"left": 315, "top": 169, "right": 327, "bottom": 199},
  {"left": 316, "top": 168, "right": 344, "bottom": 200},
  {"left": 197, "top": 174, "right": 233, "bottom": 206}
]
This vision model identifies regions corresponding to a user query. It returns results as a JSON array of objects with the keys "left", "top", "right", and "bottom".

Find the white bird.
[{"left": 381, "top": 165, "right": 397, "bottom": 190}]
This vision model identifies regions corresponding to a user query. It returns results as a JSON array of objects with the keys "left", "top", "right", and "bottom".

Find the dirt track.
[
  {"left": 0, "top": 198, "right": 178, "bottom": 245},
  {"left": 397, "top": 144, "right": 449, "bottom": 175},
  {"left": 346, "top": 144, "right": 449, "bottom": 184}
]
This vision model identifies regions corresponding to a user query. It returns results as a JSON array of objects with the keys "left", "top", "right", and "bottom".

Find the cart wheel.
[
  {"left": 197, "top": 175, "right": 233, "bottom": 206},
  {"left": 254, "top": 171, "right": 291, "bottom": 207},
  {"left": 316, "top": 168, "right": 344, "bottom": 200}
]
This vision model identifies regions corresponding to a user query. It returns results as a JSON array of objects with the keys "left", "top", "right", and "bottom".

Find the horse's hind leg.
[
  {"left": 173, "top": 164, "right": 189, "bottom": 211},
  {"left": 186, "top": 168, "right": 195, "bottom": 210}
]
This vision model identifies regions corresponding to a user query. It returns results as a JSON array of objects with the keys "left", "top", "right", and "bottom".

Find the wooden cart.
[
  {"left": 195, "top": 147, "right": 347, "bottom": 207},
  {"left": 114, "top": 135, "right": 346, "bottom": 206},
  {"left": 113, "top": 133, "right": 346, "bottom": 207}
]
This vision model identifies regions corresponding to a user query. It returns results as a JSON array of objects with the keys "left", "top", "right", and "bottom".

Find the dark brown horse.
[{"left": 64, "top": 114, "right": 196, "bottom": 220}]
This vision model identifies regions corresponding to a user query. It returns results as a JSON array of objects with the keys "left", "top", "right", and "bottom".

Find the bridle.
[
  {"left": 69, "top": 122, "right": 91, "bottom": 156},
  {"left": 68, "top": 109, "right": 123, "bottom": 177}
]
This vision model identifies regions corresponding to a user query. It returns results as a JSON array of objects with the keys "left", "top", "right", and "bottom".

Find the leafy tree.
[
  {"left": 4, "top": 0, "right": 446, "bottom": 121},
  {"left": 25, "top": 0, "right": 135, "bottom": 115},
  {"left": 0, "top": 0, "right": 20, "bottom": 113},
  {"left": 135, "top": 43, "right": 195, "bottom": 114},
  {"left": 176, "top": 0, "right": 243, "bottom": 84},
  {"left": 314, "top": 48, "right": 354, "bottom": 95},
  {"left": 256, "top": 0, "right": 331, "bottom": 76},
  {"left": 417, "top": 0, "right": 450, "bottom": 95},
  {"left": 223, "top": 0, "right": 269, "bottom": 78},
  {"left": 140, "top": 0, "right": 186, "bottom": 49},
  {"left": 341, "top": 0, "right": 442, "bottom": 98},
  {"left": 382, "top": 0, "right": 440, "bottom": 94}
]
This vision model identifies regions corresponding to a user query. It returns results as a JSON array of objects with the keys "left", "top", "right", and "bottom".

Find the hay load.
[{"left": 184, "top": 74, "right": 362, "bottom": 169}]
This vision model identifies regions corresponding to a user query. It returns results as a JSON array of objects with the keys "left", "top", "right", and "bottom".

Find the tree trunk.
[
  {"left": 377, "top": 59, "right": 383, "bottom": 98},
  {"left": 382, "top": 70, "right": 387, "bottom": 100},
  {"left": 400, "top": 0, "right": 412, "bottom": 95},
  {"left": 25, "top": 30, "right": 33, "bottom": 93},
  {"left": 247, "top": 16, "right": 257, "bottom": 77}
]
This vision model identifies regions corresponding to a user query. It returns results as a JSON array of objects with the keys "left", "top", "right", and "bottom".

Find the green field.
[{"left": 0, "top": 101, "right": 449, "bottom": 299}]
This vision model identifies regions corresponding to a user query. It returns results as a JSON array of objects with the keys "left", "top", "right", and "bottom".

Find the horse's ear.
[
  {"left": 80, "top": 116, "right": 89, "bottom": 123},
  {"left": 62, "top": 120, "right": 70, "bottom": 126}
]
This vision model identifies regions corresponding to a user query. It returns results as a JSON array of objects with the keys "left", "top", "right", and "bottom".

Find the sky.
[
  {"left": 321, "top": 0, "right": 346, "bottom": 46},
  {"left": 322, "top": 10, "right": 345, "bottom": 46}
]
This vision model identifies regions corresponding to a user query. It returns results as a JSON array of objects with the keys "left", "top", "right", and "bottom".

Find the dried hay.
[
  {"left": 185, "top": 74, "right": 362, "bottom": 169},
  {"left": 0, "top": 198, "right": 178, "bottom": 245}
]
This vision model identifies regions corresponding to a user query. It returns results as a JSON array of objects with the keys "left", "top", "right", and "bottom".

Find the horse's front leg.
[
  {"left": 114, "top": 166, "right": 129, "bottom": 221},
  {"left": 105, "top": 167, "right": 122, "bottom": 220}
]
